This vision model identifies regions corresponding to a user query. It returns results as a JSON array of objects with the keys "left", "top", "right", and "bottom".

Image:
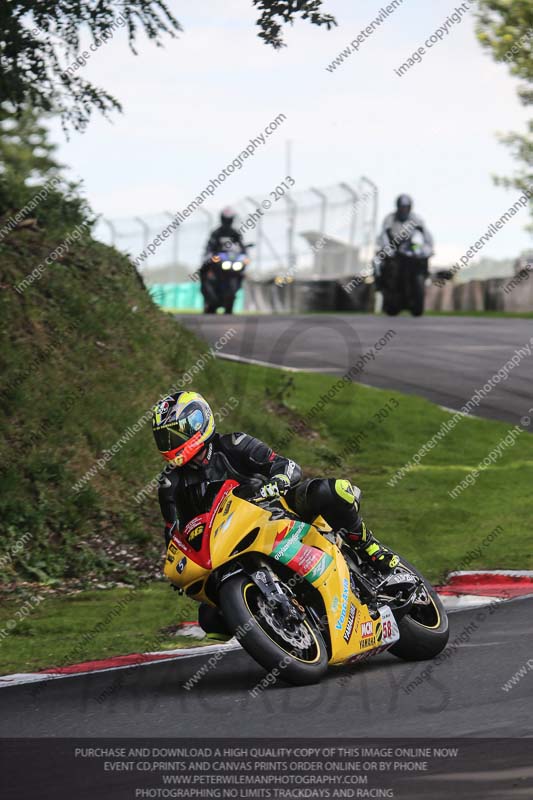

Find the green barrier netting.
[{"left": 149, "top": 283, "right": 244, "bottom": 312}]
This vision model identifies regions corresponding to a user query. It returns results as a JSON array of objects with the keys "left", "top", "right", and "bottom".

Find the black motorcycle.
[
  {"left": 375, "top": 229, "right": 431, "bottom": 317},
  {"left": 201, "top": 243, "right": 251, "bottom": 314}
]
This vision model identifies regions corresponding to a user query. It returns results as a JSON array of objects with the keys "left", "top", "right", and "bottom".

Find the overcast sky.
[{"left": 47, "top": 0, "right": 532, "bottom": 266}]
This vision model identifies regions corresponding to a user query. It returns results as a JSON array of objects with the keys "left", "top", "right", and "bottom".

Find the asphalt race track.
[
  {"left": 3, "top": 313, "right": 532, "bottom": 798},
  {"left": 1, "top": 597, "right": 532, "bottom": 738},
  {"left": 175, "top": 314, "right": 533, "bottom": 426}
]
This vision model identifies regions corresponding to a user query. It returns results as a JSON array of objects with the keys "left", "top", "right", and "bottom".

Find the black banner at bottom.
[{"left": 1, "top": 738, "right": 532, "bottom": 800}]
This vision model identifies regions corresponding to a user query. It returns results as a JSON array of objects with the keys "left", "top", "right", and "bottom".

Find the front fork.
[{"left": 249, "top": 562, "right": 304, "bottom": 623}]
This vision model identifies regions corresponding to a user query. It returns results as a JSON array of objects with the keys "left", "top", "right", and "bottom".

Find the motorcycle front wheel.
[
  {"left": 219, "top": 574, "right": 328, "bottom": 686},
  {"left": 410, "top": 273, "right": 426, "bottom": 317},
  {"left": 382, "top": 291, "right": 400, "bottom": 316}
]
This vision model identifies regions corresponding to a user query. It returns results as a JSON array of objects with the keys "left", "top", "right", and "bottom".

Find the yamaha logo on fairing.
[{"left": 343, "top": 604, "right": 356, "bottom": 643}]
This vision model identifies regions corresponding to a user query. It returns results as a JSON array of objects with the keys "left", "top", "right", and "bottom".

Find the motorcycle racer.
[
  {"left": 374, "top": 194, "right": 434, "bottom": 284},
  {"left": 152, "top": 391, "right": 399, "bottom": 640},
  {"left": 203, "top": 207, "right": 247, "bottom": 259},
  {"left": 200, "top": 207, "right": 248, "bottom": 313}
]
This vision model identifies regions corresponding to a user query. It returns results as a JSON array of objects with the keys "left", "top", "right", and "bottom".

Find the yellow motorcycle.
[{"left": 164, "top": 479, "right": 448, "bottom": 685}]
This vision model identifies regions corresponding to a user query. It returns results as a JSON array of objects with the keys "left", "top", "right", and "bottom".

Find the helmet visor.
[{"left": 153, "top": 407, "right": 205, "bottom": 452}]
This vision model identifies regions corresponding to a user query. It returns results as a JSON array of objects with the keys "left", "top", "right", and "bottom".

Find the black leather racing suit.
[
  {"left": 158, "top": 432, "right": 301, "bottom": 543},
  {"left": 374, "top": 211, "right": 434, "bottom": 285},
  {"left": 200, "top": 226, "right": 248, "bottom": 308},
  {"left": 158, "top": 432, "right": 363, "bottom": 636},
  {"left": 203, "top": 226, "right": 246, "bottom": 260}
]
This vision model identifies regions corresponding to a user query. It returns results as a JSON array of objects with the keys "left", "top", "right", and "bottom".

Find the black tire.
[
  {"left": 219, "top": 574, "right": 328, "bottom": 686},
  {"left": 383, "top": 295, "right": 400, "bottom": 316},
  {"left": 410, "top": 273, "right": 426, "bottom": 317},
  {"left": 388, "top": 558, "right": 449, "bottom": 661}
]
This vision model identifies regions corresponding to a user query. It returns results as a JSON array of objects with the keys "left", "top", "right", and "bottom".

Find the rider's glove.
[
  {"left": 259, "top": 474, "right": 290, "bottom": 499},
  {"left": 259, "top": 482, "right": 281, "bottom": 499}
]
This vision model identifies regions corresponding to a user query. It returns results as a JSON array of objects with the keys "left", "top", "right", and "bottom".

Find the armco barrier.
[
  {"left": 501, "top": 273, "right": 533, "bottom": 312},
  {"left": 426, "top": 276, "right": 533, "bottom": 313},
  {"left": 149, "top": 276, "right": 533, "bottom": 314},
  {"left": 245, "top": 278, "right": 371, "bottom": 313}
]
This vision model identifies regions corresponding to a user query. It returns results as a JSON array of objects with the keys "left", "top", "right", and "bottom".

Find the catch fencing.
[{"left": 93, "top": 177, "right": 378, "bottom": 287}]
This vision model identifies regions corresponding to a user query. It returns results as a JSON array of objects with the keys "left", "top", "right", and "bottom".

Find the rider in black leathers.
[
  {"left": 374, "top": 194, "right": 434, "bottom": 287},
  {"left": 199, "top": 207, "right": 247, "bottom": 310},
  {"left": 153, "top": 391, "right": 398, "bottom": 640},
  {"left": 204, "top": 207, "right": 246, "bottom": 259}
]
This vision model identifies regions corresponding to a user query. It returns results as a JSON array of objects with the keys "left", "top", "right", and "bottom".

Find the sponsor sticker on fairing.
[
  {"left": 377, "top": 605, "right": 400, "bottom": 645},
  {"left": 343, "top": 604, "right": 357, "bottom": 643},
  {"left": 188, "top": 524, "right": 204, "bottom": 542},
  {"left": 335, "top": 578, "right": 350, "bottom": 630}
]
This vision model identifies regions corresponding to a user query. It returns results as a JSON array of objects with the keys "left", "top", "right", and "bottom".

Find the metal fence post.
[
  {"left": 102, "top": 218, "right": 117, "bottom": 247},
  {"left": 246, "top": 196, "right": 263, "bottom": 273},
  {"left": 340, "top": 183, "right": 359, "bottom": 275},
  {"left": 361, "top": 176, "right": 379, "bottom": 265},
  {"left": 310, "top": 187, "right": 328, "bottom": 275},
  {"left": 164, "top": 211, "right": 180, "bottom": 274}
]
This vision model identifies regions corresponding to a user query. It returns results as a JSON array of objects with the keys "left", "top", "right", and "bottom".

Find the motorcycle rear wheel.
[
  {"left": 219, "top": 574, "right": 328, "bottom": 686},
  {"left": 388, "top": 558, "right": 449, "bottom": 661}
]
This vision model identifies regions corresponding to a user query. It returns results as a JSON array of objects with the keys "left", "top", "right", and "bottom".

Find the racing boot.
[
  {"left": 199, "top": 603, "right": 233, "bottom": 643},
  {"left": 339, "top": 521, "right": 399, "bottom": 573}
]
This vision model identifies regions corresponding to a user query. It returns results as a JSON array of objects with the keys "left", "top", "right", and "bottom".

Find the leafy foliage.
[
  {"left": 0, "top": 1, "right": 336, "bottom": 131},
  {"left": 253, "top": 0, "right": 336, "bottom": 48},
  {"left": 0, "top": 102, "right": 91, "bottom": 233},
  {"left": 477, "top": 1, "right": 533, "bottom": 218},
  {"left": 0, "top": 1, "right": 180, "bottom": 130}
]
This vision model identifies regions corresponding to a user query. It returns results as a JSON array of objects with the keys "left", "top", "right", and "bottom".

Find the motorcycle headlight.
[
  {"left": 233, "top": 261, "right": 243, "bottom": 271},
  {"left": 221, "top": 261, "right": 232, "bottom": 270}
]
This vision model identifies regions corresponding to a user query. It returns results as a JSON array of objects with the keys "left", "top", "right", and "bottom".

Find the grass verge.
[
  {"left": 0, "top": 583, "right": 200, "bottom": 674},
  {"left": 2, "top": 360, "right": 532, "bottom": 674}
]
